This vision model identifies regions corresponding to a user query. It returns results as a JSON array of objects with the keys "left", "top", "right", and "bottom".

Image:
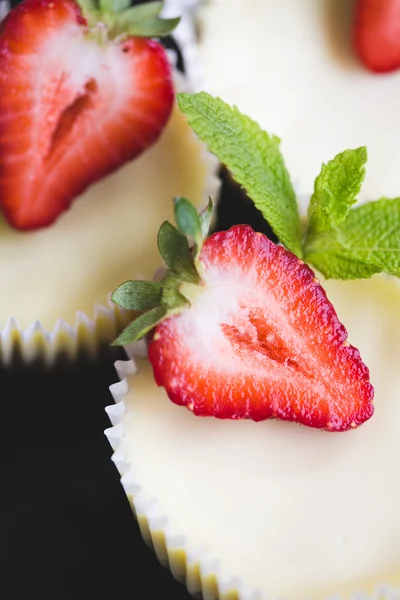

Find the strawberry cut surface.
[
  {"left": 0, "top": 0, "right": 174, "bottom": 229},
  {"left": 148, "top": 226, "right": 374, "bottom": 432}
]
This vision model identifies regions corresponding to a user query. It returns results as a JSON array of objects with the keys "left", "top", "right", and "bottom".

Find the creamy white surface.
[
  {"left": 197, "top": 0, "right": 400, "bottom": 202},
  {"left": 122, "top": 276, "right": 400, "bottom": 600},
  {"left": 0, "top": 103, "right": 211, "bottom": 329},
  {"left": 117, "top": 1, "right": 400, "bottom": 597}
]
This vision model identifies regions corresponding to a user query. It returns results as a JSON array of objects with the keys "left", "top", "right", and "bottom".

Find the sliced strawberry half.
[
  {"left": 353, "top": 0, "right": 400, "bottom": 72},
  {"left": 112, "top": 199, "right": 374, "bottom": 432},
  {"left": 0, "top": 0, "right": 177, "bottom": 229}
]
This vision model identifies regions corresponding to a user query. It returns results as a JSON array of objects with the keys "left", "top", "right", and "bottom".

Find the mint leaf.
[
  {"left": 111, "top": 280, "right": 162, "bottom": 311},
  {"left": 307, "top": 147, "right": 367, "bottom": 235},
  {"left": 305, "top": 198, "right": 400, "bottom": 279},
  {"left": 112, "top": 306, "right": 167, "bottom": 346},
  {"left": 177, "top": 92, "right": 302, "bottom": 257}
]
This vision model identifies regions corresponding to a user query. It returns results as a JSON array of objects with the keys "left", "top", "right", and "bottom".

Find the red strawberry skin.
[
  {"left": 354, "top": 0, "right": 400, "bottom": 72},
  {"left": 0, "top": 0, "right": 174, "bottom": 229},
  {"left": 148, "top": 226, "right": 374, "bottom": 432}
]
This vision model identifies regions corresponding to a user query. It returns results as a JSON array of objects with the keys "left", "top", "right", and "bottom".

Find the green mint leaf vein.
[
  {"left": 305, "top": 198, "right": 400, "bottom": 279},
  {"left": 177, "top": 91, "right": 302, "bottom": 257},
  {"left": 306, "top": 147, "right": 367, "bottom": 235}
]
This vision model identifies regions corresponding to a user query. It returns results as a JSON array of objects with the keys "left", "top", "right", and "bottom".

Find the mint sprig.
[
  {"left": 307, "top": 147, "right": 367, "bottom": 234},
  {"left": 177, "top": 92, "right": 302, "bottom": 257},
  {"left": 177, "top": 92, "right": 400, "bottom": 281},
  {"left": 304, "top": 198, "right": 400, "bottom": 279},
  {"left": 302, "top": 147, "right": 400, "bottom": 279}
]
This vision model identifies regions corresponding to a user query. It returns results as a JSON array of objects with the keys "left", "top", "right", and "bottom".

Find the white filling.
[
  {"left": 197, "top": 0, "right": 400, "bottom": 204},
  {"left": 122, "top": 275, "right": 400, "bottom": 599}
]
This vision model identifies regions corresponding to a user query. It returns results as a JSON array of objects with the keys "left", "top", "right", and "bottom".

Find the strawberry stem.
[{"left": 179, "top": 281, "right": 203, "bottom": 304}]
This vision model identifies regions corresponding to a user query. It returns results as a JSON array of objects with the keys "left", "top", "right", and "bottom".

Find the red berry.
[
  {"left": 354, "top": 0, "right": 400, "bottom": 72},
  {"left": 0, "top": 0, "right": 174, "bottom": 229},
  {"left": 148, "top": 226, "right": 374, "bottom": 432}
]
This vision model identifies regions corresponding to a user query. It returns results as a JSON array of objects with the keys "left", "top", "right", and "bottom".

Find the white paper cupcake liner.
[
  {"left": 105, "top": 349, "right": 400, "bottom": 600},
  {"left": 0, "top": 299, "right": 135, "bottom": 367},
  {"left": 105, "top": 350, "right": 257, "bottom": 600}
]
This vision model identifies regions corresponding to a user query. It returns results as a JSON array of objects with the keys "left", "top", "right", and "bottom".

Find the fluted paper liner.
[
  {"left": 0, "top": 300, "right": 135, "bottom": 366},
  {"left": 105, "top": 349, "right": 400, "bottom": 600}
]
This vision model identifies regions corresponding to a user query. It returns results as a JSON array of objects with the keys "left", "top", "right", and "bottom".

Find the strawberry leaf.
[
  {"left": 161, "top": 270, "right": 190, "bottom": 310},
  {"left": 111, "top": 280, "right": 162, "bottom": 311},
  {"left": 112, "top": 306, "right": 167, "bottom": 346},
  {"left": 110, "top": 2, "right": 179, "bottom": 37},
  {"left": 174, "top": 197, "right": 202, "bottom": 246},
  {"left": 304, "top": 197, "right": 400, "bottom": 279},
  {"left": 306, "top": 147, "right": 367, "bottom": 235},
  {"left": 113, "top": 1, "right": 163, "bottom": 27},
  {"left": 124, "top": 16, "right": 180, "bottom": 37},
  {"left": 157, "top": 221, "right": 200, "bottom": 283},
  {"left": 199, "top": 198, "right": 213, "bottom": 239},
  {"left": 99, "top": 0, "right": 130, "bottom": 14},
  {"left": 77, "top": 0, "right": 97, "bottom": 14},
  {"left": 177, "top": 92, "right": 302, "bottom": 257}
]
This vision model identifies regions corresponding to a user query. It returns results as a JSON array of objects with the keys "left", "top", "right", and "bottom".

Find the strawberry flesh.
[
  {"left": 354, "top": 0, "right": 400, "bottom": 72},
  {"left": 148, "top": 226, "right": 374, "bottom": 432},
  {"left": 0, "top": 0, "right": 174, "bottom": 229}
]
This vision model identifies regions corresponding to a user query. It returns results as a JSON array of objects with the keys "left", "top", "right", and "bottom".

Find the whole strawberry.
[
  {"left": 353, "top": 0, "right": 400, "bottom": 72},
  {"left": 112, "top": 198, "right": 374, "bottom": 432},
  {"left": 0, "top": 0, "right": 178, "bottom": 229}
]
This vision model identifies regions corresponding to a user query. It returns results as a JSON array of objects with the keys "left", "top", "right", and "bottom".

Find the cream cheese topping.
[
  {"left": 197, "top": 0, "right": 400, "bottom": 203},
  {"left": 121, "top": 275, "right": 400, "bottom": 599},
  {"left": 0, "top": 98, "right": 214, "bottom": 330}
]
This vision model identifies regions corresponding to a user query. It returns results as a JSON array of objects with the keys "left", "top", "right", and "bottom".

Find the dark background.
[
  {"left": 1, "top": 1, "right": 275, "bottom": 598},
  {"left": 2, "top": 355, "right": 194, "bottom": 600}
]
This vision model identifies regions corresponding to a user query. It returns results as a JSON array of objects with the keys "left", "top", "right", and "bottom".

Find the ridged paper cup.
[
  {"left": 0, "top": 300, "right": 136, "bottom": 367},
  {"left": 105, "top": 273, "right": 400, "bottom": 600}
]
